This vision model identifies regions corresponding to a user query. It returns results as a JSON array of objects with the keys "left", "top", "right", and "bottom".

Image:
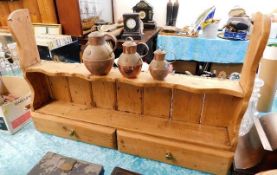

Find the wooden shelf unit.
[{"left": 8, "top": 10, "right": 270, "bottom": 175}]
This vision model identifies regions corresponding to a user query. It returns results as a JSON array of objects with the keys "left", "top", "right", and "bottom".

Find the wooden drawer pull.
[
  {"left": 62, "top": 126, "right": 76, "bottom": 137},
  {"left": 165, "top": 152, "right": 174, "bottom": 160},
  {"left": 69, "top": 129, "right": 76, "bottom": 137}
]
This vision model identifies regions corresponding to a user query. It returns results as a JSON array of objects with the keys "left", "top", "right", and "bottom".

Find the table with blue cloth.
[{"left": 157, "top": 34, "right": 249, "bottom": 63}]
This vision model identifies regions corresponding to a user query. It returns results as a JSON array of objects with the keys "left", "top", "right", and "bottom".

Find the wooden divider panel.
[
  {"left": 172, "top": 89, "right": 203, "bottom": 123},
  {"left": 201, "top": 94, "right": 242, "bottom": 127},
  {"left": 68, "top": 77, "right": 92, "bottom": 106},
  {"left": 144, "top": 87, "right": 171, "bottom": 118},
  {"left": 92, "top": 80, "right": 116, "bottom": 110},
  {"left": 26, "top": 72, "right": 51, "bottom": 110},
  {"left": 117, "top": 82, "right": 142, "bottom": 114},
  {"left": 48, "top": 76, "right": 71, "bottom": 102}
]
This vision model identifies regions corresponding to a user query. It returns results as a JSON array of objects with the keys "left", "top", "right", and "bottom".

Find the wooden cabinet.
[
  {"left": 8, "top": 10, "right": 270, "bottom": 175},
  {"left": 0, "top": 0, "right": 57, "bottom": 27},
  {"left": 55, "top": 0, "right": 83, "bottom": 37},
  {"left": 55, "top": 0, "right": 114, "bottom": 37}
]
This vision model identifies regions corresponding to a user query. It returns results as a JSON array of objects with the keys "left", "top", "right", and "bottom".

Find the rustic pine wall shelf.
[{"left": 8, "top": 9, "right": 270, "bottom": 175}]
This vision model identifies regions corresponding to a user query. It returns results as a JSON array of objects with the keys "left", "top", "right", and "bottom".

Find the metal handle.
[
  {"left": 104, "top": 33, "right": 117, "bottom": 51},
  {"left": 165, "top": 152, "right": 174, "bottom": 160},
  {"left": 69, "top": 129, "right": 75, "bottom": 137},
  {"left": 138, "top": 42, "right": 149, "bottom": 58},
  {"left": 63, "top": 126, "right": 76, "bottom": 137}
]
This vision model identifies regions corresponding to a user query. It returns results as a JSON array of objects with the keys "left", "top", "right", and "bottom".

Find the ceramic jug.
[
  {"left": 117, "top": 37, "right": 149, "bottom": 78},
  {"left": 82, "top": 31, "right": 117, "bottom": 75},
  {"left": 149, "top": 49, "right": 172, "bottom": 80}
]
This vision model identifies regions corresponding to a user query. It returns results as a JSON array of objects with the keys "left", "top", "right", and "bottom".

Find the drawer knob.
[
  {"left": 69, "top": 129, "right": 75, "bottom": 137},
  {"left": 165, "top": 152, "right": 174, "bottom": 160},
  {"left": 62, "top": 126, "right": 76, "bottom": 137}
]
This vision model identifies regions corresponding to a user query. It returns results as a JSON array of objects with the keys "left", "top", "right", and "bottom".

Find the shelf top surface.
[{"left": 26, "top": 60, "right": 244, "bottom": 97}]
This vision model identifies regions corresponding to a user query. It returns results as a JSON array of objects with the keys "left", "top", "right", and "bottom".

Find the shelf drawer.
[
  {"left": 32, "top": 112, "right": 117, "bottom": 148},
  {"left": 117, "top": 130, "right": 233, "bottom": 175}
]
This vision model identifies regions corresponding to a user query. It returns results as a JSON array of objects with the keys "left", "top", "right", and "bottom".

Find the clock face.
[
  {"left": 126, "top": 18, "right": 137, "bottom": 30},
  {"left": 139, "top": 10, "right": 146, "bottom": 20}
]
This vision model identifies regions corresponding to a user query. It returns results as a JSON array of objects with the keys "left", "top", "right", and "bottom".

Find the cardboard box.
[{"left": 0, "top": 76, "right": 31, "bottom": 134}]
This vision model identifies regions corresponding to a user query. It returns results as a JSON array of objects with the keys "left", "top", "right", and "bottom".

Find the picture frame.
[{"left": 79, "top": 0, "right": 114, "bottom": 23}]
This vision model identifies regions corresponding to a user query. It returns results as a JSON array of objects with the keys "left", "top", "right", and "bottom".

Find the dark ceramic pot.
[
  {"left": 149, "top": 49, "right": 171, "bottom": 80},
  {"left": 82, "top": 31, "right": 117, "bottom": 75},
  {"left": 117, "top": 37, "right": 149, "bottom": 79}
]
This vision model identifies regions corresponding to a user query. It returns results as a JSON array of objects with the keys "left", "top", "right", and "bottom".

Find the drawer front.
[
  {"left": 32, "top": 112, "right": 117, "bottom": 148},
  {"left": 117, "top": 130, "right": 233, "bottom": 175}
]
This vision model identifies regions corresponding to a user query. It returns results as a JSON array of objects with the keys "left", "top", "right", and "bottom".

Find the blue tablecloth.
[{"left": 157, "top": 34, "right": 249, "bottom": 63}]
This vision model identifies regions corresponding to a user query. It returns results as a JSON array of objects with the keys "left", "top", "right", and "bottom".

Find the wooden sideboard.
[{"left": 8, "top": 9, "right": 270, "bottom": 175}]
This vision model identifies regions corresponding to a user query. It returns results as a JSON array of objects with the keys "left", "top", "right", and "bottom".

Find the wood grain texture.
[
  {"left": 36, "top": 101, "right": 231, "bottom": 150},
  {"left": 33, "top": 112, "right": 117, "bottom": 148},
  {"left": 23, "top": 0, "right": 42, "bottom": 23},
  {"left": 55, "top": 0, "right": 82, "bottom": 36},
  {"left": 0, "top": 2, "right": 10, "bottom": 26},
  {"left": 37, "top": 0, "right": 57, "bottom": 23},
  {"left": 117, "top": 130, "right": 233, "bottom": 175},
  {"left": 117, "top": 82, "right": 142, "bottom": 114},
  {"left": 25, "top": 72, "right": 52, "bottom": 110},
  {"left": 68, "top": 77, "right": 92, "bottom": 106},
  {"left": 48, "top": 76, "right": 71, "bottom": 102},
  {"left": 25, "top": 62, "right": 244, "bottom": 98},
  {"left": 1, "top": 0, "right": 57, "bottom": 27},
  {"left": 232, "top": 13, "right": 271, "bottom": 150},
  {"left": 92, "top": 80, "right": 116, "bottom": 110},
  {"left": 7, "top": 1, "right": 23, "bottom": 12},
  {"left": 144, "top": 87, "right": 171, "bottom": 118},
  {"left": 201, "top": 94, "right": 241, "bottom": 128},
  {"left": 8, "top": 9, "right": 40, "bottom": 71},
  {"left": 10, "top": 12, "right": 270, "bottom": 175},
  {"left": 240, "top": 13, "right": 271, "bottom": 99},
  {"left": 172, "top": 90, "right": 203, "bottom": 123}
]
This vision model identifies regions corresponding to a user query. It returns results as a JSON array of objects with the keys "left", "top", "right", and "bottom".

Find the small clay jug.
[
  {"left": 149, "top": 49, "right": 171, "bottom": 80},
  {"left": 117, "top": 37, "right": 149, "bottom": 78},
  {"left": 82, "top": 31, "right": 117, "bottom": 75}
]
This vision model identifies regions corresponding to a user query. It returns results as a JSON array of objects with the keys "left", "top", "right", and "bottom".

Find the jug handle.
[
  {"left": 104, "top": 33, "right": 117, "bottom": 51},
  {"left": 138, "top": 42, "right": 149, "bottom": 58}
]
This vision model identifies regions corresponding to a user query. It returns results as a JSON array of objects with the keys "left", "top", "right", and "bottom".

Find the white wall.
[{"left": 113, "top": 0, "right": 276, "bottom": 27}]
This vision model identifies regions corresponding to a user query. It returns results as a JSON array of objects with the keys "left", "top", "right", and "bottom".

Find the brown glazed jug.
[
  {"left": 149, "top": 49, "right": 171, "bottom": 80},
  {"left": 117, "top": 37, "right": 149, "bottom": 78},
  {"left": 82, "top": 31, "right": 117, "bottom": 75}
]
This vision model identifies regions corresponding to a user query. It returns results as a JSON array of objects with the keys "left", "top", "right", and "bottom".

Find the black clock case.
[
  {"left": 122, "top": 13, "right": 143, "bottom": 40},
  {"left": 133, "top": 0, "right": 156, "bottom": 29}
]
